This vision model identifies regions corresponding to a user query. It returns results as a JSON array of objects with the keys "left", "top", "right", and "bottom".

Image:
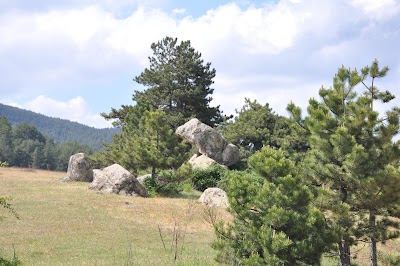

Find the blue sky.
[{"left": 1, "top": 0, "right": 400, "bottom": 128}]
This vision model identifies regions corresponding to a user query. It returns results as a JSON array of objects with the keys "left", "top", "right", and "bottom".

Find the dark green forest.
[{"left": 0, "top": 103, "right": 120, "bottom": 150}]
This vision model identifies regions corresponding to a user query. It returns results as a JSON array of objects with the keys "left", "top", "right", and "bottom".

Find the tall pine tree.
[{"left": 103, "top": 36, "right": 228, "bottom": 129}]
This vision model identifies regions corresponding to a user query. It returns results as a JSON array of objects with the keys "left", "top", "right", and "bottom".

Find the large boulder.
[
  {"left": 88, "top": 164, "right": 148, "bottom": 197},
  {"left": 176, "top": 118, "right": 239, "bottom": 166},
  {"left": 65, "top": 153, "right": 93, "bottom": 182},
  {"left": 198, "top": 187, "right": 229, "bottom": 208}
]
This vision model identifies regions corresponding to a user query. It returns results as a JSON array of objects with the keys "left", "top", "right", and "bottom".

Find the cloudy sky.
[{"left": 1, "top": 0, "right": 399, "bottom": 128}]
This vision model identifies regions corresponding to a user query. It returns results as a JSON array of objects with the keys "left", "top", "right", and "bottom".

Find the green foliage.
[
  {"left": 0, "top": 197, "right": 19, "bottom": 221},
  {"left": 213, "top": 147, "right": 335, "bottom": 265},
  {"left": 287, "top": 59, "right": 400, "bottom": 265},
  {"left": 190, "top": 164, "right": 226, "bottom": 191},
  {"left": 108, "top": 109, "right": 189, "bottom": 174}
]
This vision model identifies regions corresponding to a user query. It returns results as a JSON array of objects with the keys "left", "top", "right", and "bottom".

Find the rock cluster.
[
  {"left": 176, "top": 118, "right": 239, "bottom": 168},
  {"left": 62, "top": 153, "right": 148, "bottom": 197}
]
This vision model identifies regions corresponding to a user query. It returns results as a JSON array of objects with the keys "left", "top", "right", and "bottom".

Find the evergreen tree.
[
  {"left": 43, "top": 138, "right": 57, "bottom": 170},
  {"left": 213, "top": 147, "right": 335, "bottom": 265},
  {"left": 111, "top": 109, "right": 188, "bottom": 176},
  {"left": 102, "top": 36, "right": 228, "bottom": 129},
  {"left": 287, "top": 60, "right": 400, "bottom": 266},
  {"left": 32, "top": 146, "right": 44, "bottom": 169},
  {"left": 0, "top": 116, "right": 14, "bottom": 164},
  {"left": 12, "top": 123, "right": 46, "bottom": 168},
  {"left": 223, "top": 98, "right": 282, "bottom": 150}
]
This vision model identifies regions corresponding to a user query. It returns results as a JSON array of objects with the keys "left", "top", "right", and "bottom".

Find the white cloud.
[
  {"left": 351, "top": 0, "right": 400, "bottom": 20},
  {"left": 172, "top": 8, "right": 186, "bottom": 15},
  {"left": 21, "top": 96, "right": 112, "bottom": 128}
]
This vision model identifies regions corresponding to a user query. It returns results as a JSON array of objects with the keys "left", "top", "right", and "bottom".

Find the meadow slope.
[{"left": 0, "top": 168, "right": 228, "bottom": 266}]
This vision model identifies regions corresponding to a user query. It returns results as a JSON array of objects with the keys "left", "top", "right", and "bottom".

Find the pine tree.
[
  {"left": 111, "top": 109, "right": 188, "bottom": 176},
  {"left": 287, "top": 60, "right": 400, "bottom": 266},
  {"left": 213, "top": 146, "right": 335, "bottom": 265},
  {"left": 0, "top": 116, "right": 14, "bottom": 164},
  {"left": 102, "top": 36, "right": 228, "bottom": 129}
]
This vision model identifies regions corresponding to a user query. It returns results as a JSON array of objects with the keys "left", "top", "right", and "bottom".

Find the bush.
[
  {"left": 191, "top": 165, "right": 226, "bottom": 192},
  {"left": 143, "top": 163, "right": 192, "bottom": 197}
]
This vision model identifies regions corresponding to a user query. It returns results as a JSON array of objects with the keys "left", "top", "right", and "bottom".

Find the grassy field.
[
  {"left": 0, "top": 167, "right": 399, "bottom": 265},
  {"left": 0, "top": 167, "right": 231, "bottom": 265}
]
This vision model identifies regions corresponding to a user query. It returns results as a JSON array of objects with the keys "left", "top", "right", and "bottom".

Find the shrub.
[
  {"left": 191, "top": 164, "right": 226, "bottom": 192},
  {"left": 143, "top": 163, "right": 192, "bottom": 197}
]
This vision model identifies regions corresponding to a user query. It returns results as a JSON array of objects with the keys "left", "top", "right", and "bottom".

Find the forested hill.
[{"left": 0, "top": 103, "right": 120, "bottom": 150}]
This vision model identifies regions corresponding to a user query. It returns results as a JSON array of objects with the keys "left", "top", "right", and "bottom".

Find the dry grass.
[{"left": 0, "top": 167, "right": 230, "bottom": 265}]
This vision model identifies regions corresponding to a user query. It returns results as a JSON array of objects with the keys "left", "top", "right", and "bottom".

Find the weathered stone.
[
  {"left": 198, "top": 187, "right": 229, "bottom": 208},
  {"left": 221, "top": 143, "right": 240, "bottom": 167},
  {"left": 176, "top": 118, "right": 239, "bottom": 166},
  {"left": 65, "top": 153, "right": 93, "bottom": 182},
  {"left": 188, "top": 154, "right": 228, "bottom": 170},
  {"left": 88, "top": 169, "right": 109, "bottom": 191},
  {"left": 88, "top": 164, "right": 148, "bottom": 197}
]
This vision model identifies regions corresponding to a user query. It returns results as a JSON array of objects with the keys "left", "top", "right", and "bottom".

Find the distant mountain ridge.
[{"left": 0, "top": 103, "right": 120, "bottom": 150}]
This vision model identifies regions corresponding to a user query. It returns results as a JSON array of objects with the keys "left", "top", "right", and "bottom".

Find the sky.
[{"left": 1, "top": 0, "right": 400, "bottom": 128}]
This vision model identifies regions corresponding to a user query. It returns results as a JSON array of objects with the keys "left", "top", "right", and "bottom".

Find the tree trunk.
[
  {"left": 369, "top": 211, "right": 378, "bottom": 266},
  {"left": 339, "top": 238, "right": 351, "bottom": 266}
]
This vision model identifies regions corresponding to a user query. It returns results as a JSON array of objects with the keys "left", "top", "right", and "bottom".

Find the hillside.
[{"left": 0, "top": 103, "right": 120, "bottom": 150}]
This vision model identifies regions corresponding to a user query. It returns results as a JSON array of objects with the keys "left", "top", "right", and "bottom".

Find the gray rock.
[
  {"left": 65, "top": 153, "right": 93, "bottom": 182},
  {"left": 88, "top": 164, "right": 148, "bottom": 197},
  {"left": 198, "top": 187, "right": 229, "bottom": 208},
  {"left": 176, "top": 118, "right": 239, "bottom": 166},
  {"left": 188, "top": 154, "right": 227, "bottom": 170}
]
